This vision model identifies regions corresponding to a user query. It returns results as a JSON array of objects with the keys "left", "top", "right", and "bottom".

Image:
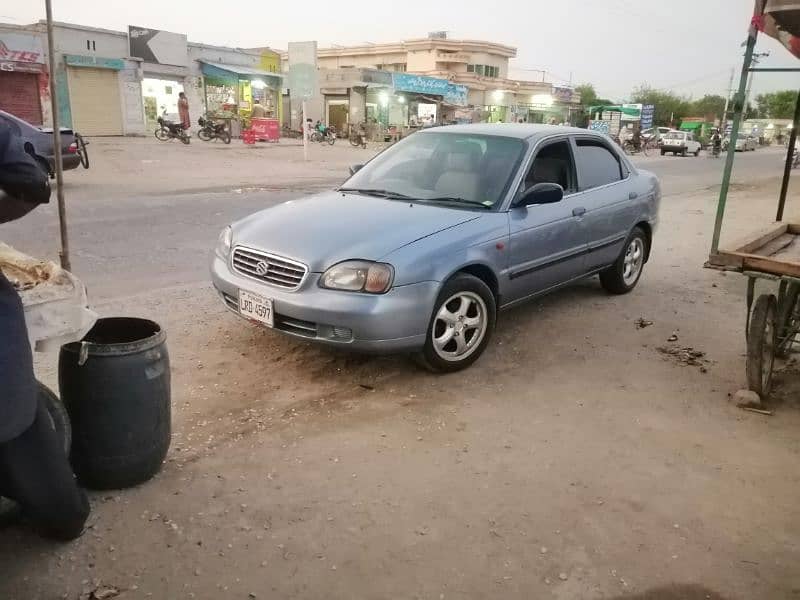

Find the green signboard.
[{"left": 65, "top": 54, "right": 124, "bottom": 70}]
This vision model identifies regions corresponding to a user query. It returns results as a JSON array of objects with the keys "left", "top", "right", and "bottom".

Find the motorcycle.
[
  {"left": 155, "top": 116, "right": 190, "bottom": 145},
  {"left": 310, "top": 123, "right": 336, "bottom": 145},
  {"left": 197, "top": 116, "right": 231, "bottom": 144}
]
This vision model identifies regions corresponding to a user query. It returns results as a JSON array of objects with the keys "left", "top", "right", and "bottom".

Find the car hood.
[{"left": 232, "top": 190, "right": 482, "bottom": 272}]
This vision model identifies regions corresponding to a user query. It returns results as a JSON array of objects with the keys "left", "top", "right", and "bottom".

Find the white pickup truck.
[{"left": 660, "top": 130, "right": 702, "bottom": 157}]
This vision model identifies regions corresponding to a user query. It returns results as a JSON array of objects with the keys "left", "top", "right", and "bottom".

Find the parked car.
[
  {"left": 211, "top": 124, "right": 661, "bottom": 372},
  {"left": 660, "top": 130, "right": 701, "bottom": 156},
  {"left": 0, "top": 110, "right": 88, "bottom": 175},
  {"left": 642, "top": 127, "right": 672, "bottom": 143},
  {"left": 723, "top": 134, "right": 758, "bottom": 152}
]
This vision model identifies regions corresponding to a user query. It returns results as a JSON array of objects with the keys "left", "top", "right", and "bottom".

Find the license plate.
[{"left": 238, "top": 289, "right": 274, "bottom": 327}]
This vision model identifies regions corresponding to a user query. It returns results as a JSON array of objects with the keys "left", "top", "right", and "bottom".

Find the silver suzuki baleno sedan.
[{"left": 211, "top": 124, "right": 660, "bottom": 372}]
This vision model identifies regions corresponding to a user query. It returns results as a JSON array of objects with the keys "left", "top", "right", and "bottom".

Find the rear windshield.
[{"left": 664, "top": 132, "right": 683, "bottom": 140}]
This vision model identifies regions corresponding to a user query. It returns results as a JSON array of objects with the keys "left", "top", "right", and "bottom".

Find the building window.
[{"left": 467, "top": 64, "right": 475, "bottom": 73}]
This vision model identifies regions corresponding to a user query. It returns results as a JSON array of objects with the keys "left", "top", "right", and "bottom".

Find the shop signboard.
[
  {"left": 0, "top": 33, "right": 44, "bottom": 64},
  {"left": 589, "top": 121, "right": 610, "bottom": 134},
  {"left": 553, "top": 87, "right": 573, "bottom": 103},
  {"left": 621, "top": 103, "right": 643, "bottom": 121},
  {"left": 65, "top": 54, "right": 124, "bottom": 70},
  {"left": 641, "top": 104, "right": 655, "bottom": 130},
  {"left": 391, "top": 73, "right": 468, "bottom": 106},
  {"left": 361, "top": 69, "right": 393, "bottom": 86},
  {"left": 287, "top": 41, "right": 318, "bottom": 100},
  {"left": 128, "top": 26, "right": 188, "bottom": 67}
]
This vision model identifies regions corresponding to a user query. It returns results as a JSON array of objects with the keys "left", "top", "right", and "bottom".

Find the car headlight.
[
  {"left": 320, "top": 260, "right": 394, "bottom": 294},
  {"left": 216, "top": 226, "right": 232, "bottom": 258}
]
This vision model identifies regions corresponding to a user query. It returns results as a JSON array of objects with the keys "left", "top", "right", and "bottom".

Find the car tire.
[
  {"left": 681, "top": 148, "right": 687, "bottom": 157},
  {"left": 600, "top": 227, "right": 648, "bottom": 295},
  {"left": 694, "top": 148, "right": 700, "bottom": 157},
  {"left": 660, "top": 148, "right": 665, "bottom": 156},
  {"left": 416, "top": 273, "right": 496, "bottom": 373}
]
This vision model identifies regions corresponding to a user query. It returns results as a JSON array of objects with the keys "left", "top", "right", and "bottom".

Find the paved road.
[{"left": 0, "top": 145, "right": 791, "bottom": 300}]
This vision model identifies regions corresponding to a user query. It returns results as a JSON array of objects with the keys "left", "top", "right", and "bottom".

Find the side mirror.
[
  {"left": 349, "top": 164, "right": 364, "bottom": 176},
  {"left": 515, "top": 182, "right": 564, "bottom": 207}
]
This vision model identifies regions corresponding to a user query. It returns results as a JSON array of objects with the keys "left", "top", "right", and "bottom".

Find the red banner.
[{"left": 251, "top": 118, "right": 280, "bottom": 141}]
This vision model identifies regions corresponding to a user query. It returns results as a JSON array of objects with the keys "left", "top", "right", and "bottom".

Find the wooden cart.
[
  {"left": 705, "top": 2, "right": 800, "bottom": 399},
  {"left": 710, "top": 224, "right": 800, "bottom": 396}
]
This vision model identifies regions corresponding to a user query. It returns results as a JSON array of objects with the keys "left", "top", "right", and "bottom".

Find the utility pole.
[
  {"left": 744, "top": 51, "right": 770, "bottom": 116},
  {"left": 45, "top": 0, "right": 71, "bottom": 271},
  {"left": 721, "top": 67, "right": 734, "bottom": 128}
]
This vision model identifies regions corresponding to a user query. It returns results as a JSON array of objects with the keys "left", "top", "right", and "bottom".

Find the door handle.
[
  {"left": 629, "top": 192, "right": 638, "bottom": 200},
  {"left": 572, "top": 207, "right": 586, "bottom": 217}
]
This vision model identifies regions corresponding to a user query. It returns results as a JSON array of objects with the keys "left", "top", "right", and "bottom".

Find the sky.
[{"left": 3, "top": 0, "right": 798, "bottom": 101}]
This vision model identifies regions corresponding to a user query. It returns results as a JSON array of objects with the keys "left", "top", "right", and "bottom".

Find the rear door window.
[{"left": 573, "top": 139, "right": 623, "bottom": 191}]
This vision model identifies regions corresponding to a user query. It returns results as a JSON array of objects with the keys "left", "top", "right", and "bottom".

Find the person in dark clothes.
[{"left": 0, "top": 122, "right": 89, "bottom": 541}]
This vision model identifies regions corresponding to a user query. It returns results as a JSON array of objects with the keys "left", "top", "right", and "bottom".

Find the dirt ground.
[{"left": 1, "top": 142, "right": 800, "bottom": 599}]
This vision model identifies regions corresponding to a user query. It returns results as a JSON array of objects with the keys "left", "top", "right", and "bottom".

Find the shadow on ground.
[{"left": 607, "top": 584, "right": 728, "bottom": 599}]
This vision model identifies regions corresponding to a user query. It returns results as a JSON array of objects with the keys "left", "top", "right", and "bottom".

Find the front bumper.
[{"left": 210, "top": 254, "right": 437, "bottom": 353}]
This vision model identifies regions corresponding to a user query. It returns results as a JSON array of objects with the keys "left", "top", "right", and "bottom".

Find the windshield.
[{"left": 342, "top": 132, "right": 526, "bottom": 209}]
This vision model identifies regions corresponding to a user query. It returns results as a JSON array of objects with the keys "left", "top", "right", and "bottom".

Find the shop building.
[
  {"left": 283, "top": 32, "right": 581, "bottom": 125},
  {"left": 0, "top": 26, "right": 50, "bottom": 125},
  {"left": 299, "top": 67, "right": 469, "bottom": 137},
  {"left": 2, "top": 20, "right": 284, "bottom": 137}
]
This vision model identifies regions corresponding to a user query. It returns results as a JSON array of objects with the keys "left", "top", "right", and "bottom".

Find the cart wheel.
[
  {"left": 747, "top": 294, "right": 777, "bottom": 397},
  {"left": 777, "top": 284, "right": 800, "bottom": 357},
  {"left": 75, "top": 133, "right": 89, "bottom": 169}
]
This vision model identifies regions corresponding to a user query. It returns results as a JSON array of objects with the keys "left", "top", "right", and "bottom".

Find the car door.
[
  {"left": 572, "top": 136, "right": 637, "bottom": 271},
  {"left": 504, "top": 137, "right": 588, "bottom": 304}
]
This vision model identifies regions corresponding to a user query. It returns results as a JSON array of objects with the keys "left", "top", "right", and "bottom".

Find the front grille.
[{"left": 232, "top": 246, "right": 307, "bottom": 291}]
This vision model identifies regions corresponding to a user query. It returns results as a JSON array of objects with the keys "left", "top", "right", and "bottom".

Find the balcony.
[{"left": 435, "top": 51, "right": 470, "bottom": 64}]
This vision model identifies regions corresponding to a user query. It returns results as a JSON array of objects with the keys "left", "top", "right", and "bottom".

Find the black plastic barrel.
[{"left": 58, "top": 318, "right": 171, "bottom": 490}]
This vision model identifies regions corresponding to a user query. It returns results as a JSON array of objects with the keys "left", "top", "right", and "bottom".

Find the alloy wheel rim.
[
  {"left": 622, "top": 238, "right": 644, "bottom": 285},
  {"left": 432, "top": 291, "right": 488, "bottom": 362}
]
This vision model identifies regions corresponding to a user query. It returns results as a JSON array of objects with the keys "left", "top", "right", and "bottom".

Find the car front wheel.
[
  {"left": 600, "top": 227, "right": 648, "bottom": 294},
  {"left": 417, "top": 273, "right": 496, "bottom": 372}
]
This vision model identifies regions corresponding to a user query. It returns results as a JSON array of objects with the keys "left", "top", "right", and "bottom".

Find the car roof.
[{"left": 422, "top": 123, "right": 602, "bottom": 141}]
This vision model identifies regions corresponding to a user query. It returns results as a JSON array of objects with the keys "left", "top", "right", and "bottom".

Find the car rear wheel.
[
  {"left": 600, "top": 227, "right": 648, "bottom": 295},
  {"left": 417, "top": 274, "right": 496, "bottom": 373}
]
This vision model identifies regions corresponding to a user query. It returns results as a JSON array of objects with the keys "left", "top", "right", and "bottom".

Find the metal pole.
[
  {"left": 45, "top": 0, "right": 70, "bottom": 271},
  {"left": 710, "top": 7, "right": 763, "bottom": 255},
  {"left": 776, "top": 90, "right": 800, "bottom": 222}
]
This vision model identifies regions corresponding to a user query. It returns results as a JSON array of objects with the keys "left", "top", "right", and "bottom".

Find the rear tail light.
[{"left": 68, "top": 142, "right": 78, "bottom": 153}]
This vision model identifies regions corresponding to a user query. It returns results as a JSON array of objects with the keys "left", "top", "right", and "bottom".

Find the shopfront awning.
[{"left": 199, "top": 60, "right": 284, "bottom": 83}]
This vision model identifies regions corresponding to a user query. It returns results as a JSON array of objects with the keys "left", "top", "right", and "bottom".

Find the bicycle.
[{"left": 349, "top": 123, "right": 367, "bottom": 149}]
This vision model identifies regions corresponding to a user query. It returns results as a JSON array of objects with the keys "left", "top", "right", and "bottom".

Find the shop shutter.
[
  {"left": 0, "top": 72, "right": 42, "bottom": 125},
  {"left": 68, "top": 67, "right": 123, "bottom": 136}
]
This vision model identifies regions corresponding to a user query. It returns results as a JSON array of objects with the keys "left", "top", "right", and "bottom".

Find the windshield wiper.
[
  {"left": 422, "top": 196, "right": 492, "bottom": 210},
  {"left": 338, "top": 187, "right": 413, "bottom": 199}
]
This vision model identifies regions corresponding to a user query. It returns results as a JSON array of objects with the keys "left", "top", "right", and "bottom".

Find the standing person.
[
  {"left": 251, "top": 100, "right": 266, "bottom": 119},
  {"left": 0, "top": 122, "right": 89, "bottom": 541},
  {"left": 178, "top": 92, "right": 190, "bottom": 131}
]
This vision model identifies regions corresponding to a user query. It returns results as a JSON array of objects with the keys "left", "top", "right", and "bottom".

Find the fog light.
[{"left": 332, "top": 326, "right": 353, "bottom": 340}]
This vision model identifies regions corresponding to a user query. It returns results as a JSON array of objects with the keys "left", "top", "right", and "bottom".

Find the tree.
[
  {"left": 575, "top": 83, "right": 614, "bottom": 108},
  {"left": 630, "top": 85, "right": 691, "bottom": 126},
  {"left": 690, "top": 95, "right": 727, "bottom": 120},
  {"left": 754, "top": 90, "right": 798, "bottom": 119}
]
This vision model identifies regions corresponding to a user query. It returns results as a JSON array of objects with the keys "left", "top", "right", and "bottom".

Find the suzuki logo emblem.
[{"left": 255, "top": 261, "right": 270, "bottom": 276}]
